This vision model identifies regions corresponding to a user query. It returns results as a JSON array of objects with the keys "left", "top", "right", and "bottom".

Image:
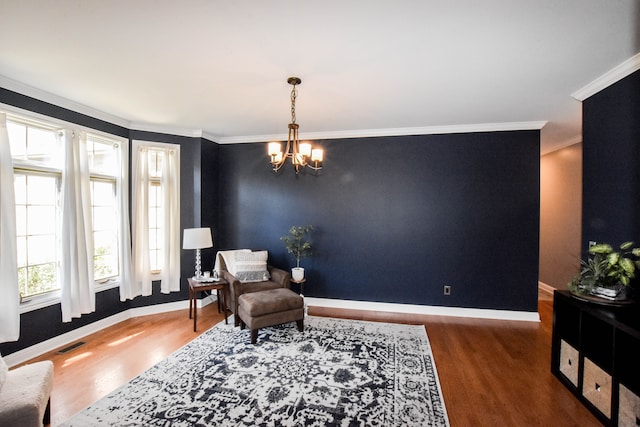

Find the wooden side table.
[{"left": 188, "top": 277, "right": 229, "bottom": 332}]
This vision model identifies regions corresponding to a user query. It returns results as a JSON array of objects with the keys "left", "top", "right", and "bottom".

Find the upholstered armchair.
[{"left": 215, "top": 250, "right": 291, "bottom": 326}]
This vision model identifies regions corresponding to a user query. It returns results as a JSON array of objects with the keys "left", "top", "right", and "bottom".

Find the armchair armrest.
[
  {"left": 220, "top": 269, "right": 242, "bottom": 299},
  {"left": 268, "top": 266, "right": 291, "bottom": 288}
]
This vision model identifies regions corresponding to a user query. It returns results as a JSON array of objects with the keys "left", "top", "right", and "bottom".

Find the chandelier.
[{"left": 268, "top": 77, "right": 323, "bottom": 173}]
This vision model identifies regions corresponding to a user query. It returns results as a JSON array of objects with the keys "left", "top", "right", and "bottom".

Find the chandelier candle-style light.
[{"left": 268, "top": 77, "right": 323, "bottom": 173}]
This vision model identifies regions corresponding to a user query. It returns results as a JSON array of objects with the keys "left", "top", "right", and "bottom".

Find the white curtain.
[
  {"left": 0, "top": 113, "right": 20, "bottom": 342},
  {"left": 131, "top": 143, "right": 181, "bottom": 296},
  {"left": 132, "top": 146, "right": 152, "bottom": 297},
  {"left": 159, "top": 148, "right": 180, "bottom": 293},
  {"left": 115, "top": 142, "right": 135, "bottom": 301},
  {"left": 60, "top": 130, "right": 95, "bottom": 322}
]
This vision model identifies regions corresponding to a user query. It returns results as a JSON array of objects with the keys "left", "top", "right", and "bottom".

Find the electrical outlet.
[{"left": 444, "top": 285, "right": 451, "bottom": 295}]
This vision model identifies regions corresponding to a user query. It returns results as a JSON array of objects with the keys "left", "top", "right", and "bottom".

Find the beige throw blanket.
[{"left": 213, "top": 249, "right": 250, "bottom": 275}]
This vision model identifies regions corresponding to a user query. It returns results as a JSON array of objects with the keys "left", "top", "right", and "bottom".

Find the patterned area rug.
[{"left": 61, "top": 316, "right": 449, "bottom": 426}]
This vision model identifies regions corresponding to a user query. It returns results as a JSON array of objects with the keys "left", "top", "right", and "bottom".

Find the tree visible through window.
[
  {"left": 14, "top": 172, "right": 59, "bottom": 297},
  {"left": 8, "top": 117, "right": 125, "bottom": 300},
  {"left": 9, "top": 120, "right": 61, "bottom": 299}
]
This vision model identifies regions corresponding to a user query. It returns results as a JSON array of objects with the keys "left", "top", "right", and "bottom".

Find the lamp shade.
[{"left": 182, "top": 227, "right": 213, "bottom": 249}]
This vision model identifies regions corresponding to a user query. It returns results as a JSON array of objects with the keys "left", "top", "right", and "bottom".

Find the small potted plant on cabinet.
[
  {"left": 281, "top": 224, "right": 313, "bottom": 281},
  {"left": 568, "top": 241, "right": 640, "bottom": 302}
]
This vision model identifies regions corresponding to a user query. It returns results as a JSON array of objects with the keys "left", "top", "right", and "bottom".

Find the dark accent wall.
[
  {"left": 1, "top": 86, "right": 541, "bottom": 356},
  {"left": 582, "top": 70, "right": 640, "bottom": 253},
  {"left": 200, "top": 139, "right": 221, "bottom": 271},
  {"left": 217, "top": 131, "right": 540, "bottom": 312}
]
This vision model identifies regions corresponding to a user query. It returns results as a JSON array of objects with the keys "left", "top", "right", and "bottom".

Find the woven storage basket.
[
  {"left": 582, "top": 357, "right": 612, "bottom": 419},
  {"left": 559, "top": 340, "right": 579, "bottom": 386},
  {"left": 618, "top": 383, "right": 640, "bottom": 427}
]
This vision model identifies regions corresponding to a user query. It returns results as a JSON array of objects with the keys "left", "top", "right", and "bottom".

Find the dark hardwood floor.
[{"left": 24, "top": 291, "right": 599, "bottom": 426}]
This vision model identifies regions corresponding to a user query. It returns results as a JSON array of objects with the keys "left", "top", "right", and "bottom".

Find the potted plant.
[
  {"left": 281, "top": 225, "right": 313, "bottom": 281},
  {"left": 568, "top": 241, "right": 640, "bottom": 301}
]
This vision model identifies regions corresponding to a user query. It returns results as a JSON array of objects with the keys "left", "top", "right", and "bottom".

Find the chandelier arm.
[
  {"left": 272, "top": 163, "right": 285, "bottom": 172},
  {"left": 306, "top": 162, "right": 323, "bottom": 171},
  {"left": 271, "top": 137, "right": 291, "bottom": 172},
  {"left": 269, "top": 76, "right": 324, "bottom": 174}
]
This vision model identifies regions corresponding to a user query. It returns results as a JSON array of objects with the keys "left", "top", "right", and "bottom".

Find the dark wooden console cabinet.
[{"left": 552, "top": 290, "right": 640, "bottom": 426}]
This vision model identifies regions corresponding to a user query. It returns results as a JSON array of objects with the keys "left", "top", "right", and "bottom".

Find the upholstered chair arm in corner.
[
  {"left": 268, "top": 266, "right": 291, "bottom": 288},
  {"left": 220, "top": 270, "right": 242, "bottom": 324}
]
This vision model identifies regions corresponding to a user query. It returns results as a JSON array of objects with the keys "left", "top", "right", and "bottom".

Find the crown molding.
[
  {"left": 0, "top": 74, "right": 131, "bottom": 128},
  {"left": 201, "top": 130, "right": 222, "bottom": 143},
  {"left": 1, "top": 75, "right": 546, "bottom": 144},
  {"left": 128, "top": 122, "right": 205, "bottom": 138},
  {"left": 216, "top": 121, "right": 547, "bottom": 144},
  {"left": 572, "top": 53, "right": 640, "bottom": 101}
]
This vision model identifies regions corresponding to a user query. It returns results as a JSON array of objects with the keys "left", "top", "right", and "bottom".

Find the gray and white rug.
[{"left": 61, "top": 316, "right": 449, "bottom": 426}]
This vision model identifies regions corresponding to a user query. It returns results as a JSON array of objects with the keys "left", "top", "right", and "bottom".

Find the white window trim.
[
  {"left": 2, "top": 104, "right": 129, "bottom": 314},
  {"left": 132, "top": 140, "right": 181, "bottom": 283}
]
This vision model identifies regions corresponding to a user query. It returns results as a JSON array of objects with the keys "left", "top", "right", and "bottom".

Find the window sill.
[
  {"left": 19, "top": 280, "right": 121, "bottom": 314},
  {"left": 19, "top": 291, "right": 62, "bottom": 314}
]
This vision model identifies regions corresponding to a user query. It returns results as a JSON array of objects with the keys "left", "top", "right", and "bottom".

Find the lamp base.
[{"left": 194, "top": 248, "right": 203, "bottom": 279}]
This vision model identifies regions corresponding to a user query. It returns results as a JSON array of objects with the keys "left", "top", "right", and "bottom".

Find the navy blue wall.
[
  {"left": 582, "top": 70, "right": 640, "bottom": 253},
  {"left": 1, "top": 86, "right": 541, "bottom": 356},
  {"left": 217, "top": 131, "right": 540, "bottom": 312},
  {"left": 200, "top": 139, "right": 221, "bottom": 272}
]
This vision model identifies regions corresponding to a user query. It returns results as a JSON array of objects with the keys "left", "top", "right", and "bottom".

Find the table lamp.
[{"left": 182, "top": 227, "right": 213, "bottom": 279}]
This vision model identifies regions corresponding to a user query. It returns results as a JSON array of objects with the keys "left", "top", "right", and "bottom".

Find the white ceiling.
[{"left": 1, "top": 1, "right": 639, "bottom": 154}]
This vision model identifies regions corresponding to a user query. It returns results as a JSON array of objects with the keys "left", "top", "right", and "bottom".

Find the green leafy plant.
[
  {"left": 569, "top": 241, "right": 640, "bottom": 295},
  {"left": 281, "top": 225, "right": 313, "bottom": 268}
]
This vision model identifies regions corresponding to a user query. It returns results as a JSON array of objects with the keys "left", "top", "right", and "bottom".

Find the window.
[
  {"left": 148, "top": 149, "right": 164, "bottom": 273},
  {"left": 7, "top": 116, "right": 126, "bottom": 302},
  {"left": 132, "top": 141, "right": 180, "bottom": 295},
  {"left": 87, "top": 136, "right": 120, "bottom": 282},
  {"left": 9, "top": 120, "right": 62, "bottom": 299},
  {"left": 14, "top": 172, "right": 60, "bottom": 298}
]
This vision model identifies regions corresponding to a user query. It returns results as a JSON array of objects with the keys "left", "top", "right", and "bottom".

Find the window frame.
[
  {"left": 2, "top": 106, "right": 129, "bottom": 314},
  {"left": 87, "top": 134, "right": 123, "bottom": 285},
  {"left": 13, "top": 167, "right": 62, "bottom": 302},
  {"left": 132, "top": 140, "right": 180, "bottom": 281},
  {"left": 89, "top": 176, "right": 119, "bottom": 284}
]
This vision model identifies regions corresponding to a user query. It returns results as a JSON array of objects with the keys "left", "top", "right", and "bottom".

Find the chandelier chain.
[{"left": 290, "top": 84, "right": 297, "bottom": 124}]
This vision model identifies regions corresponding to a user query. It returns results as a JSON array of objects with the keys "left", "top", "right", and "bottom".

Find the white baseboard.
[
  {"left": 4, "top": 297, "right": 218, "bottom": 368},
  {"left": 538, "top": 281, "right": 556, "bottom": 296},
  {"left": 6, "top": 294, "right": 541, "bottom": 367},
  {"left": 305, "top": 297, "right": 541, "bottom": 322}
]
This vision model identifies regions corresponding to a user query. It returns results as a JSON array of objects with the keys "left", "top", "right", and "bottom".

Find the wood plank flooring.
[{"left": 24, "top": 293, "right": 600, "bottom": 426}]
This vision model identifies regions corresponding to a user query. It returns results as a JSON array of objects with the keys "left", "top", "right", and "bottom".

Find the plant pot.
[
  {"left": 570, "top": 283, "right": 635, "bottom": 306},
  {"left": 292, "top": 267, "right": 305, "bottom": 281}
]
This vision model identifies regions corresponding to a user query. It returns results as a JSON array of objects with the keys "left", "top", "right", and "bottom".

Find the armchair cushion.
[{"left": 233, "top": 250, "right": 270, "bottom": 283}]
